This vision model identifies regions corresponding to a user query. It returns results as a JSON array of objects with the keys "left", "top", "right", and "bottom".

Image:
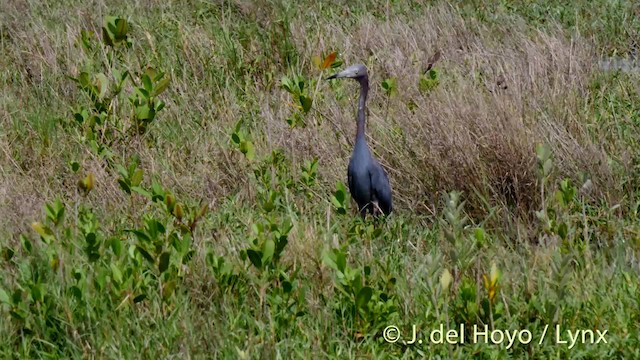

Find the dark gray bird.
[{"left": 327, "top": 64, "right": 393, "bottom": 217}]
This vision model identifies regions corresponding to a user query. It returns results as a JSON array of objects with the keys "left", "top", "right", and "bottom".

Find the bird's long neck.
[{"left": 356, "top": 76, "right": 369, "bottom": 143}]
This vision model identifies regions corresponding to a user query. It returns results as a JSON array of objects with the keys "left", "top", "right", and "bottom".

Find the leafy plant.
[
  {"left": 331, "top": 181, "right": 349, "bottom": 215},
  {"left": 322, "top": 247, "right": 398, "bottom": 336},
  {"left": 381, "top": 77, "right": 398, "bottom": 97},
  {"left": 129, "top": 67, "right": 171, "bottom": 134},
  {"left": 419, "top": 68, "right": 439, "bottom": 94},
  {"left": 102, "top": 16, "right": 133, "bottom": 48},
  {"left": 230, "top": 120, "right": 255, "bottom": 160}
]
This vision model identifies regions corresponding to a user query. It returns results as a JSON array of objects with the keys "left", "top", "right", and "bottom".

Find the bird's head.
[{"left": 326, "top": 63, "right": 368, "bottom": 80}]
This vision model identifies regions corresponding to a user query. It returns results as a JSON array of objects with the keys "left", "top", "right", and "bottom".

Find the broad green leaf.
[
  {"left": 163, "top": 280, "right": 176, "bottom": 300},
  {"left": 262, "top": 239, "right": 275, "bottom": 265},
  {"left": 282, "top": 281, "right": 292, "bottom": 294},
  {"left": 131, "top": 169, "right": 143, "bottom": 186},
  {"left": 152, "top": 77, "right": 171, "bottom": 97},
  {"left": 246, "top": 249, "right": 262, "bottom": 269},
  {"left": 69, "top": 161, "right": 80, "bottom": 172},
  {"left": 158, "top": 252, "right": 171, "bottom": 273},
  {"left": 110, "top": 263, "right": 123, "bottom": 284},
  {"left": 110, "top": 237, "right": 122, "bottom": 256},
  {"left": 94, "top": 73, "right": 109, "bottom": 98},
  {"left": 557, "top": 222, "right": 568, "bottom": 240},
  {"left": 321, "top": 249, "right": 338, "bottom": 271},
  {"left": 231, "top": 133, "right": 241, "bottom": 145},
  {"left": 136, "top": 245, "right": 155, "bottom": 263},
  {"left": 127, "top": 229, "right": 150, "bottom": 242},
  {"left": 311, "top": 55, "right": 322, "bottom": 68},
  {"left": 142, "top": 74, "right": 153, "bottom": 93},
  {"left": 31, "top": 222, "right": 54, "bottom": 243},
  {"left": 239, "top": 140, "right": 255, "bottom": 160},
  {"left": 30, "top": 284, "right": 44, "bottom": 302},
  {"left": 299, "top": 95, "right": 312, "bottom": 113},
  {"left": 536, "top": 143, "right": 550, "bottom": 161},
  {"left": 118, "top": 179, "right": 131, "bottom": 194},
  {"left": 135, "top": 104, "right": 152, "bottom": 120},
  {"left": 440, "top": 268, "right": 452, "bottom": 291},
  {"left": 114, "top": 18, "right": 129, "bottom": 40},
  {"left": 336, "top": 251, "right": 346, "bottom": 273},
  {"left": 356, "top": 286, "right": 373, "bottom": 309},
  {"left": 0, "top": 288, "right": 9, "bottom": 304},
  {"left": 543, "top": 158, "right": 553, "bottom": 176}
]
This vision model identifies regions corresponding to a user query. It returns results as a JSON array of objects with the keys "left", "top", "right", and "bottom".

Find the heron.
[{"left": 327, "top": 63, "right": 393, "bottom": 217}]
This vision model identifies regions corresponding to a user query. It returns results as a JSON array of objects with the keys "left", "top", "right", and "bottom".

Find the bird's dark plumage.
[{"left": 328, "top": 64, "right": 393, "bottom": 217}]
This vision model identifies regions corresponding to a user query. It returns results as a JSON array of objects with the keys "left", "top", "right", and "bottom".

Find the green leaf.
[
  {"left": 356, "top": 286, "right": 373, "bottom": 309},
  {"left": 282, "top": 281, "right": 293, "bottom": 294},
  {"left": 440, "top": 268, "right": 452, "bottom": 291},
  {"left": 557, "top": 222, "right": 568, "bottom": 240},
  {"left": 131, "top": 186, "right": 152, "bottom": 199},
  {"left": 336, "top": 251, "right": 346, "bottom": 273},
  {"left": 135, "top": 104, "right": 153, "bottom": 120},
  {"left": 239, "top": 140, "right": 255, "bottom": 160},
  {"left": 133, "top": 87, "right": 149, "bottom": 99},
  {"left": 30, "top": 284, "right": 44, "bottom": 303},
  {"left": 21, "top": 235, "right": 32, "bottom": 254},
  {"left": 142, "top": 74, "right": 153, "bottom": 93},
  {"left": 85, "top": 232, "right": 97, "bottom": 247},
  {"left": 136, "top": 246, "right": 155, "bottom": 263},
  {"left": 299, "top": 95, "right": 312, "bottom": 113},
  {"left": 158, "top": 252, "right": 171, "bottom": 273},
  {"left": 0, "top": 288, "right": 9, "bottom": 304},
  {"left": 262, "top": 239, "right": 275, "bottom": 265},
  {"left": 152, "top": 77, "right": 171, "bottom": 97},
  {"left": 231, "top": 133, "right": 241, "bottom": 145},
  {"left": 246, "top": 249, "right": 262, "bottom": 269},
  {"left": 536, "top": 143, "right": 551, "bottom": 161},
  {"left": 321, "top": 249, "right": 338, "bottom": 271},
  {"left": 474, "top": 228, "right": 486, "bottom": 247},
  {"left": 280, "top": 76, "right": 294, "bottom": 94},
  {"left": 9, "top": 310, "right": 25, "bottom": 320},
  {"left": 31, "top": 222, "right": 54, "bottom": 244},
  {"left": 114, "top": 18, "right": 129, "bottom": 40},
  {"left": 110, "top": 237, "right": 122, "bottom": 256},
  {"left": 94, "top": 73, "right": 109, "bottom": 99},
  {"left": 543, "top": 158, "right": 553, "bottom": 176},
  {"left": 126, "top": 229, "right": 151, "bottom": 242},
  {"left": 163, "top": 280, "right": 176, "bottom": 300},
  {"left": 69, "top": 161, "right": 81, "bottom": 173},
  {"left": 69, "top": 286, "right": 83, "bottom": 301},
  {"left": 118, "top": 179, "right": 131, "bottom": 194},
  {"left": 110, "top": 263, "right": 123, "bottom": 284},
  {"left": 131, "top": 169, "right": 144, "bottom": 186}
]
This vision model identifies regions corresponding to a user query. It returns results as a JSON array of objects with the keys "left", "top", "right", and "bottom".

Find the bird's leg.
[
  {"left": 372, "top": 201, "right": 383, "bottom": 216},
  {"left": 358, "top": 203, "right": 369, "bottom": 218}
]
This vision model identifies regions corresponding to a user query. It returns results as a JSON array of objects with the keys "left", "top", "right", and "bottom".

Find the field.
[{"left": 1, "top": 0, "right": 640, "bottom": 358}]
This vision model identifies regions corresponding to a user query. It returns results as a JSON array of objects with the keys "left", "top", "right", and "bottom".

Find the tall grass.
[{"left": 1, "top": 0, "right": 639, "bottom": 358}]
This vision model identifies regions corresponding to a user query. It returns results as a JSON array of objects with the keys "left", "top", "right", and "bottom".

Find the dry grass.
[
  {"left": 2, "top": 1, "right": 640, "bottom": 358},
  {"left": 0, "top": 1, "right": 625, "bottom": 238}
]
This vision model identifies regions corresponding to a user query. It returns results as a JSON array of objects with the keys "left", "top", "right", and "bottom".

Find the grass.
[{"left": 1, "top": 0, "right": 639, "bottom": 358}]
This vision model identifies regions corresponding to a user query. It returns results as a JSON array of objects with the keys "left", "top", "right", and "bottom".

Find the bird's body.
[{"left": 327, "top": 64, "right": 393, "bottom": 217}]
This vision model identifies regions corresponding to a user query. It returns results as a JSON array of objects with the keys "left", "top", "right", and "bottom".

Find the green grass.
[{"left": 1, "top": 0, "right": 640, "bottom": 358}]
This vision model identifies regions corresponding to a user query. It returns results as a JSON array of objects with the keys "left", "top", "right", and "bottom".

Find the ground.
[{"left": 1, "top": 0, "right": 639, "bottom": 358}]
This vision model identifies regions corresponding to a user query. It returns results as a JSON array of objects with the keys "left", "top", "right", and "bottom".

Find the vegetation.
[{"left": 1, "top": 0, "right": 639, "bottom": 358}]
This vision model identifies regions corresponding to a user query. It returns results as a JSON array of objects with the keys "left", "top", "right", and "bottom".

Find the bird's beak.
[{"left": 325, "top": 73, "right": 339, "bottom": 80}]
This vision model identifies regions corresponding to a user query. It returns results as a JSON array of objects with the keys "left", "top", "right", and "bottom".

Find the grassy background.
[{"left": 1, "top": 0, "right": 639, "bottom": 358}]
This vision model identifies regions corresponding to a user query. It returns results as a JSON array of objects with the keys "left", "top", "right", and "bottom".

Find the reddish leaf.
[{"left": 322, "top": 52, "right": 337, "bottom": 70}]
